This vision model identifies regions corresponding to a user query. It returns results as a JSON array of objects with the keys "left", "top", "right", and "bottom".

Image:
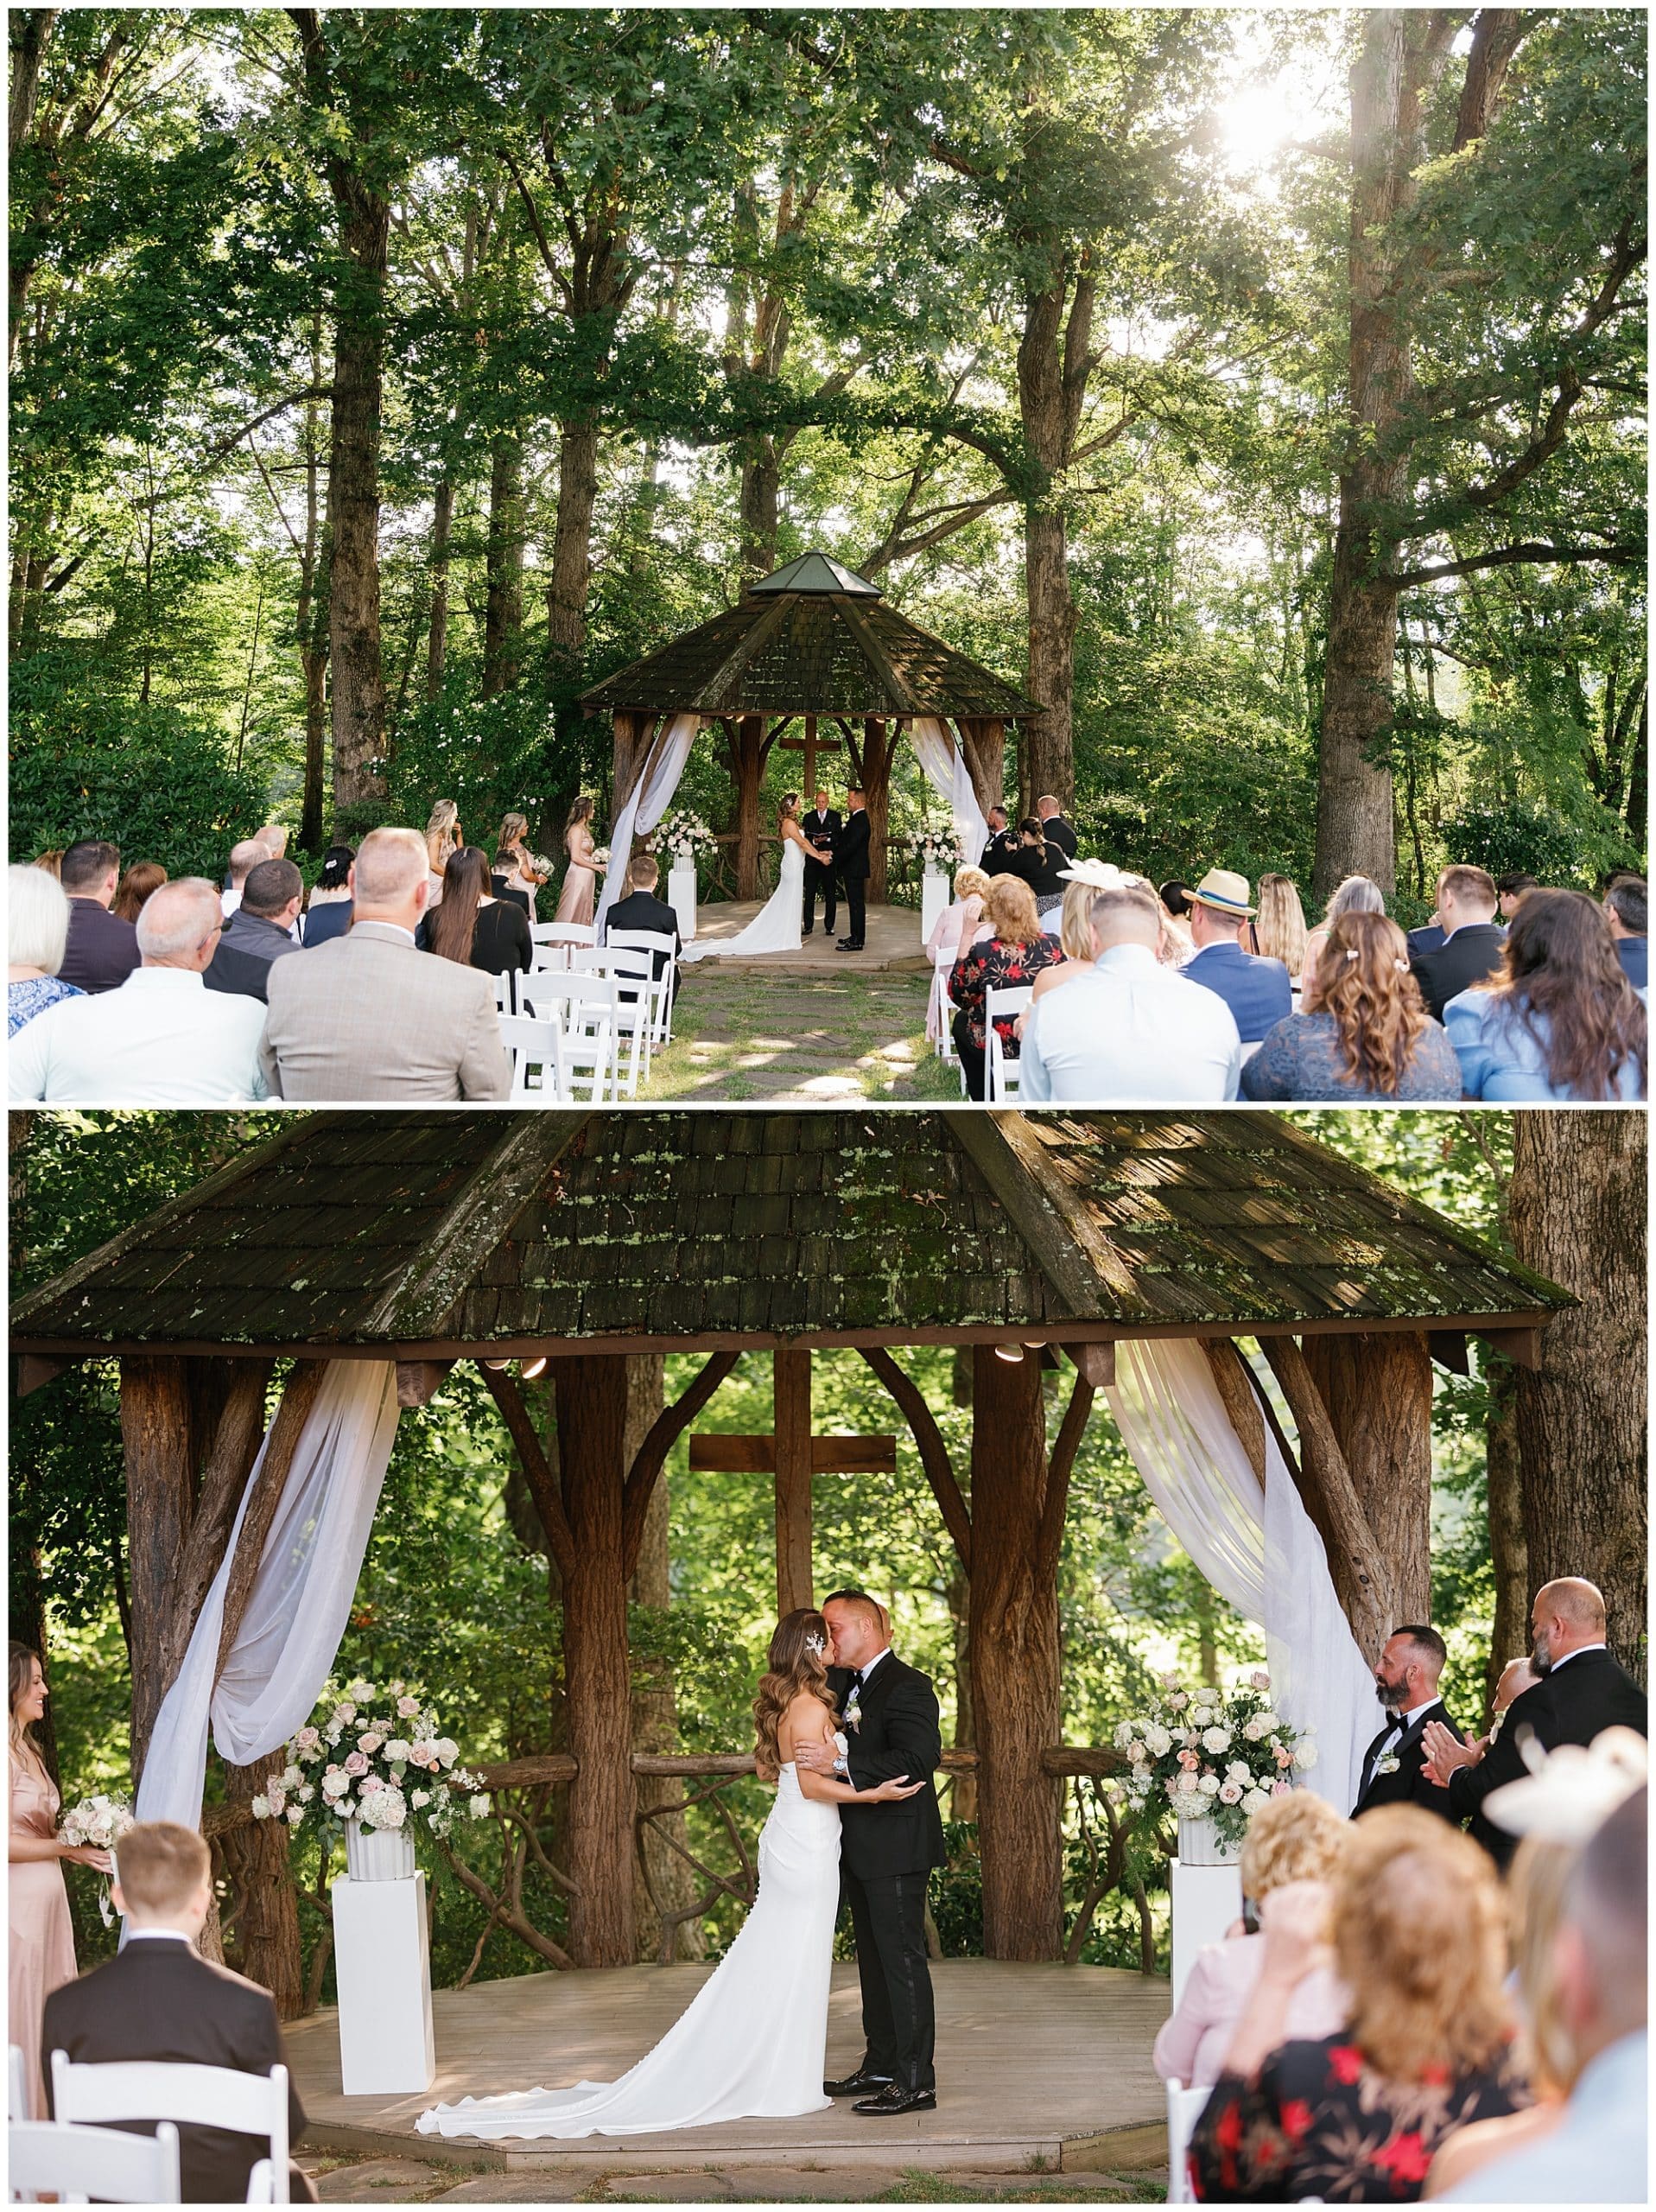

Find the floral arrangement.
[
  {"left": 590, "top": 846, "right": 611, "bottom": 871},
  {"left": 655, "top": 809, "right": 716, "bottom": 862},
  {"left": 60, "top": 1794, "right": 136, "bottom": 1924},
  {"left": 905, "top": 826, "right": 960, "bottom": 870},
  {"left": 1111, "top": 1670, "right": 1318, "bottom": 1847},
  {"left": 251, "top": 1679, "right": 489, "bottom": 1846}
]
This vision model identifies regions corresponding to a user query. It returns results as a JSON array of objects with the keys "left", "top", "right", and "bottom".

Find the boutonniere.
[
  {"left": 1377, "top": 1754, "right": 1401, "bottom": 1776},
  {"left": 843, "top": 1688, "right": 863, "bottom": 1733}
]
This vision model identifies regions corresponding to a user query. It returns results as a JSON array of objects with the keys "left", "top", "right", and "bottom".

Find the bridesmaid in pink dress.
[
  {"left": 553, "top": 798, "right": 600, "bottom": 927},
  {"left": 9, "top": 1643, "right": 107, "bottom": 2116}
]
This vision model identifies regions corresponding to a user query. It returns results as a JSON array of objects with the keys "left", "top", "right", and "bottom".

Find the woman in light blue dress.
[{"left": 1446, "top": 887, "right": 1646, "bottom": 1102}]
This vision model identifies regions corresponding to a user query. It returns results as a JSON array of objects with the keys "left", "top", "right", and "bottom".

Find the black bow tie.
[{"left": 848, "top": 1669, "right": 865, "bottom": 1694}]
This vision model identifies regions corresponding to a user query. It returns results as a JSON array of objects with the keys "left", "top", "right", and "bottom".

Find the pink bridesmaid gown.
[
  {"left": 555, "top": 836, "right": 597, "bottom": 927},
  {"left": 9, "top": 1752, "right": 78, "bottom": 2117}
]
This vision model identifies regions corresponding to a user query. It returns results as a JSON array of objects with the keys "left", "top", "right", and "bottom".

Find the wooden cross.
[
  {"left": 688, "top": 1349, "right": 896, "bottom": 1615},
  {"left": 777, "top": 715, "right": 844, "bottom": 800}
]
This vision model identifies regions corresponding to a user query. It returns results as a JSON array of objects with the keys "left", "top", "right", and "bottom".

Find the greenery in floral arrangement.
[
  {"left": 1111, "top": 1670, "right": 1318, "bottom": 1850},
  {"left": 249, "top": 1679, "right": 488, "bottom": 1847},
  {"left": 905, "top": 827, "right": 961, "bottom": 872}
]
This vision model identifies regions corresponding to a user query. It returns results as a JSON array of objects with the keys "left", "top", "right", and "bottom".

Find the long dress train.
[
  {"left": 682, "top": 839, "right": 806, "bottom": 962},
  {"left": 416, "top": 1752, "right": 841, "bottom": 2139}
]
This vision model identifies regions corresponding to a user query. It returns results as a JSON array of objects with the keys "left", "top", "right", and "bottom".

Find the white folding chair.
[
  {"left": 929, "top": 950, "right": 958, "bottom": 1062},
  {"left": 1165, "top": 2079, "right": 1210, "bottom": 2205},
  {"left": 492, "top": 967, "right": 538, "bottom": 1018},
  {"left": 607, "top": 928, "right": 678, "bottom": 1049},
  {"left": 50, "top": 2050, "right": 289, "bottom": 2202},
  {"left": 520, "top": 972, "right": 619, "bottom": 1103},
  {"left": 10, "top": 2116, "right": 181, "bottom": 2202},
  {"left": 985, "top": 982, "right": 1033, "bottom": 1103},
  {"left": 568, "top": 948, "right": 654, "bottom": 1095},
  {"left": 498, "top": 1011, "right": 568, "bottom": 1102},
  {"left": 7, "top": 2046, "right": 27, "bottom": 2123},
  {"left": 529, "top": 922, "right": 595, "bottom": 970}
]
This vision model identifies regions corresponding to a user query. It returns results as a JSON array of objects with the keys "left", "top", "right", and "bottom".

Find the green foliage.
[{"left": 1438, "top": 800, "right": 1610, "bottom": 888}]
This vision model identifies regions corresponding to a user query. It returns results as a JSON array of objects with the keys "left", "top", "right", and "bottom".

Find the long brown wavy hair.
[
  {"left": 10, "top": 1642, "right": 43, "bottom": 1765},
  {"left": 1316, "top": 911, "right": 1430, "bottom": 1096},
  {"left": 428, "top": 846, "right": 490, "bottom": 963},
  {"left": 1484, "top": 887, "right": 1646, "bottom": 1099},
  {"left": 752, "top": 1609, "right": 836, "bottom": 1783}
]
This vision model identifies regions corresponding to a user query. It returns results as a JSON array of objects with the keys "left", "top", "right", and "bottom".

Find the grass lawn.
[{"left": 640, "top": 972, "right": 962, "bottom": 1103}]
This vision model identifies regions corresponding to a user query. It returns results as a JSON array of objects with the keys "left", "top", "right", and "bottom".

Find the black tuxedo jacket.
[
  {"left": 828, "top": 1656, "right": 946, "bottom": 1880},
  {"left": 1410, "top": 921, "right": 1506, "bottom": 1020},
  {"left": 979, "top": 831, "right": 1019, "bottom": 875},
  {"left": 602, "top": 889, "right": 682, "bottom": 978},
  {"left": 833, "top": 810, "right": 872, "bottom": 884},
  {"left": 1040, "top": 816, "right": 1078, "bottom": 861},
  {"left": 803, "top": 809, "right": 841, "bottom": 862},
  {"left": 43, "top": 1937, "right": 309, "bottom": 2204},
  {"left": 1352, "top": 1698, "right": 1462, "bottom": 1822},
  {"left": 1448, "top": 1646, "right": 1647, "bottom": 1866}
]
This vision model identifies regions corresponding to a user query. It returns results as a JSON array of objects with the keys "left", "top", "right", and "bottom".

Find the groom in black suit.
[
  {"left": 1351, "top": 1624, "right": 1462, "bottom": 1822},
  {"left": 833, "top": 788, "right": 872, "bottom": 952},
  {"left": 798, "top": 1587, "right": 945, "bottom": 2113}
]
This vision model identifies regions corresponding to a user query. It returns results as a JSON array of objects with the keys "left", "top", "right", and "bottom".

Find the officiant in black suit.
[
  {"left": 796, "top": 1588, "right": 945, "bottom": 2113},
  {"left": 1351, "top": 1625, "right": 1462, "bottom": 1823},
  {"left": 833, "top": 789, "right": 872, "bottom": 952},
  {"left": 802, "top": 788, "right": 841, "bottom": 936},
  {"left": 1422, "top": 1577, "right": 1647, "bottom": 1868},
  {"left": 43, "top": 1821, "right": 315, "bottom": 2202}
]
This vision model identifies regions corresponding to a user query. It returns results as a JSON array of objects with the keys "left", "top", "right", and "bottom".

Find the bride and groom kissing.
[{"left": 418, "top": 1589, "right": 945, "bottom": 2144}]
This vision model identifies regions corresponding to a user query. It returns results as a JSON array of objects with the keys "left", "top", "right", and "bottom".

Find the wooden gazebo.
[
  {"left": 12, "top": 1110, "right": 1568, "bottom": 1990},
  {"left": 581, "top": 553, "right": 1043, "bottom": 899}
]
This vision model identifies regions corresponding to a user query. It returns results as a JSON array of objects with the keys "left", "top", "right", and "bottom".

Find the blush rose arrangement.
[
  {"left": 1110, "top": 1670, "right": 1318, "bottom": 1850},
  {"left": 250, "top": 1679, "right": 490, "bottom": 1846},
  {"left": 60, "top": 1793, "right": 136, "bottom": 1924}
]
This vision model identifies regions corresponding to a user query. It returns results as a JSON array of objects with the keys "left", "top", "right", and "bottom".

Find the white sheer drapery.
[
  {"left": 1104, "top": 1338, "right": 1374, "bottom": 1818},
  {"left": 908, "top": 716, "right": 989, "bottom": 868},
  {"left": 135, "top": 1361, "right": 402, "bottom": 1834},
  {"left": 595, "top": 712, "right": 702, "bottom": 935}
]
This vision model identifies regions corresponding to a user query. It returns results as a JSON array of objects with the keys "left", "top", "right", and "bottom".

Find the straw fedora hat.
[{"left": 1187, "top": 868, "right": 1255, "bottom": 918}]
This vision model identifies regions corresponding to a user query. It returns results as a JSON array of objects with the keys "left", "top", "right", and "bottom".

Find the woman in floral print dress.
[{"left": 948, "top": 874, "right": 1064, "bottom": 1100}]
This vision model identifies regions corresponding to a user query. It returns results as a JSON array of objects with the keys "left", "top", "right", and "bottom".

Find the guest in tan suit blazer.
[{"left": 260, "top": 828, "right": 511, "bottom": 1102}]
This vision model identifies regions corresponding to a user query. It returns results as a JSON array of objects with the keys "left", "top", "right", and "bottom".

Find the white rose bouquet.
[
  {"left": 905, "top": 826, "right": 959, "bottom": 870},
  {"left": 655, "top": 810, "right": 716, "bottom": 863},
  {"left": 1109, "top": 1669, "right": 1317, "bottom": 1848},
  {"left": 59, "top": 1794, "right": 136, "bottom": 1924},
  {"left": 251, "top": 1679, "right": 485, "bottom": 1847}
]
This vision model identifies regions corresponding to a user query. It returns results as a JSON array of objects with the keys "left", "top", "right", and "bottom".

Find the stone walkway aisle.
[{"left": 639, "top": 973, "right": 960, "bottom": 1103}]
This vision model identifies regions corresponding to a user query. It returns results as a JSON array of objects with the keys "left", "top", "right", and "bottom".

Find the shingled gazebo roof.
[
  {"left": 10, "top": 1113, "right": 1569, "bottom": 1362},
  {"left": 580, "top": 553, "right": 1042, "bottom": 720}
]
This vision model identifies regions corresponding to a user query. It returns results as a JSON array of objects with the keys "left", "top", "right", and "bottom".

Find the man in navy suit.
[
  {"left": 1604, "top": 874, "right": 1646, "bottom": 990},
  {"left": 1181, "top": 868, "right": 1291, "bottom": 1043}
]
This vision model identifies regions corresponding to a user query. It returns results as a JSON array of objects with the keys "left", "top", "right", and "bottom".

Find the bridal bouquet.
[
  {"left": 655, "top": 809, "right": 715, "bottom": 862},
  {"left": 905, "top": 827, "right": 959, "bottom": 871},
  {"left": 1111, "top": 1671, "right": 1317, "bottom": 1848},
  {"left": 60, "top": 1793, "right": 136, "bottom": 1924},
  {"left": 251, "top": 1679, "right": 489, "bottom": 1845}
]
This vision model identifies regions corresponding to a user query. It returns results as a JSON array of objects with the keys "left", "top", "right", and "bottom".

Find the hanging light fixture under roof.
[
  {"left": 519, "top": 1354, "right": 549, "bottom": 1381},
  {"left": 481, "top": 1357, "right": 511, "bottom": 1372},
  {"left": 993, "top": 1343, "right": 1025, "bottom": 1363}
]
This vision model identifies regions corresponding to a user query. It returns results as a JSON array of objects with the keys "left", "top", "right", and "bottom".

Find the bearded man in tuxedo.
[{"left": 1351, "top": 1624, "right": 1462, "bottom": 1821}]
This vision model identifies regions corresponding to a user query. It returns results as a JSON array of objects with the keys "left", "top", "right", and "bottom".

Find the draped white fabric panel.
[
  {"left": 908, "top": 716, "right": 990, "bottom": 867},
  {"left": 136, "top": 1362, "right": 402, "bottom": 1835},
  {"left": 595, "top": 712, "right": 703, "bottom": 935},
  {"left": 1104, "top": 1338, "right": 1374, "bottom": 1819}
]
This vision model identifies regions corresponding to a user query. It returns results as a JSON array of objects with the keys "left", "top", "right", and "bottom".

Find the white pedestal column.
[
  {"left": 669, "top": 862, "right": 698, "bottom": 944},
  {"left": 921, "top": 870, "right": 949, "bottom": 946},
  {"left": 332, "top": 1872, "right": 435, "bottom": 2095},
  {"left": 1170, "top": 1857, "right": 1243, "bottom": 2011}
]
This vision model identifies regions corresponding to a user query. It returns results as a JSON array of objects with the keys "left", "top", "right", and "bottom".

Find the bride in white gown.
[
  {"left": 416, "top": 1609, "right": 923, "bottom": 2142},
  {"left": 681, "top": 797, "right": 813, "bottom": 962}
]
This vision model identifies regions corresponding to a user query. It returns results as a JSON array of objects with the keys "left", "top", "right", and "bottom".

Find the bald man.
[{"left": 1423, "top": 1579, "right": 1646, "bottom": 1867}]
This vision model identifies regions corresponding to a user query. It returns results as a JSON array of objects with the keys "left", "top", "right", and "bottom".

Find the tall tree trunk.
[
  {"left": 947, "top": 1349, "right": 977, "bottom": 1823},
  {"left": 738, "top": 435, "right": 782, "bottom": 587},
  {"left": 860, "top": 717, "right": 894, "bottom": 904},
  {"left": 1510, "top": 1115, "right": 1647, "bottom": 1684},
  {"left": 425, "top": 476, "right": 453, "bottom": 702},
  {"left": 120, "top": 1357, "right": 197, "bottom": 1779},
  {"left": 1483, "top": 1354, "right": 1529, "bottom": 1713},
  {"left": 483, "top": 436, "right": 524, "bottom": 696},
  {"left": 295, "top": 326, "right": 329, "bottom": 855},
  {"left": 219, "top": 1758, "right": 303, "bottom": 2018},
  {"left": 548, "top": 418, "right": 599, "bottom": 684},
  {"left": 325, "top": 187, "right": 390, "bottom": 814},
  {"left": 1301, "top": 1331, "right": 1433, "bottom": 1620},
  {"left": 1016, "top": 264, "right": 1088, "bottom": 812},
  {"left": 728, "top": 716, "right": 769, "bottom": 901}
]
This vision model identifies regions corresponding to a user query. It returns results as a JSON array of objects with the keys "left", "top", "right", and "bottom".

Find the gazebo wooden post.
[
  {"left": 861, "top": 716, "right": 894, "bottom": 902},
  {"left": 608, "top": 709, "right": 657, "bottom": 880},
  {"left": 955, "top": 717, "right": 1007, "bottom": 823},
  {"left": 1303, "top": 1332, "right": 1434, "bottom": 1621},
  {"left": 552, "top": 1354, "right": 638, "bottom": 1968},
  {"left": 730, "top": 714, "right": 769, "bottom": 899},
  {"left": 967, "top": 1347, "right": 1063, "bottom": 1961},
  {"left": 772, "top": 1350, "right": 814, "bottom": 1617},
  {"left": 120, "top": 1355, "right": 200, "bottom": 1777}
]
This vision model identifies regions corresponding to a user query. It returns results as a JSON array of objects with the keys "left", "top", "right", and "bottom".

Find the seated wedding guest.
[
  {"left": 32, "top": 849, "right": 63, "bottom": 880},
  {"left": 1018, "top": 885, "right": 1241, "bottom": 1103},
  {"left": 978, "top": 804, "right": 1018, "bottom": 874},
  {"left": 924, "top": 863, "right": 992, "bottom": 965},
  {"left": 1441, "top": 1786, "right": 1646, "bottom": 2203},
  {"left": 10, "top": 1643, "right": 108, "bottom": 2117},
  {"left": 1182, "top": 869, "right": 1292, "bottom": 1042},
  {"left": 220, "top": 836, "right": 269, "bottom": 919},
  {"left": 301, "top": 843, "right": 355, "bottom": 944},
  {"left": 9, "top": 865, "right": 85, "bottom": 1038},
  {"left": 1189, "top": 1808, "right": 1527, "bottom": 2204},
  {"left": 1495, "top": 871, "right": 1539, "bottom": 921},
  {"left": 1001, "top": 816, "right": 1069, "bottom": 915},
  {"left": 1302, "top": 874, "right": 1386, "bottom": 1007},
  {"left": 206, "top": 858, "right": 304, "bottom": 1002},
  {"left": 11, "top": 879, "right": 268, "bottom": 1104},
  {"left": 419, "top": 843, "right": 533, "bottom": 976},
  {"left": 1247, "top": 873, "right": 1307, "bottom": 984},
  {"left": 425, "top": 798, "right": 461, "bottom": 905},
  {"left": 948, "top": 874, "right": 1066, "bottom": 1100},
  {"left": 261, "top": 826, "right": 511, "bottom": 1101},
  {"left": 255, "top": 823, "right": 289, "bottom": 860},
  {"left": 1035, "top": 792, "right": 1078, "bottom": 861},
  {"left": 1424, "top": 1732, "right": 1646, "bottom": 2201},
  {"left": 1243, "top": 913, "right": 1462, "bottom": 1102},
  {"left": 57, "top": 838, "right": 140, "bottom": 995},
  {"left": 111, "top": 859, "right": 167, "bottom": 924},
  {"left": 602, "top": 852, "right": 683, "bottom": 1003},
  {"left": 43, "top": 1821, "right": 316, "bottom": 2203},
  {"left": 1158, "top": 880, "right": 1196, "bottom": 963},
  {"left": 1602, "top": 873, "right": 1646, "bottom": 990},
  {"left": 1352, "top": 1624, "right": 1463, "bottom": 1821},
  {"left": 1026, "top": 864, "right": 1155, "bottom": 1021},
  {"left": 1153, "top": 1790, "right": 1348, "bottom": 2091},
  {"left": 1422, "top": 1578, "right": 1646, "bottom": 1869},
  {"left": 1444, "top": 890, "right": 1646, "bottom": 1102},
  {"left": 1411, "top": 867, "right": 1506, "bottom": 1020}
]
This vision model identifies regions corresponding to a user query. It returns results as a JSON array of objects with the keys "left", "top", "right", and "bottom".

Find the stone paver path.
[{"left": 641, "top": 973, "right": 960, "bottom": 1103}]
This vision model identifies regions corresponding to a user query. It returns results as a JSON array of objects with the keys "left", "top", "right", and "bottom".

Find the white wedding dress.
[
  {"left": 416, "top": 1737, "right": 844, "bottom": 2140},
  {"left": 681, "top": 836, "right": 806, "bottom": 961}
]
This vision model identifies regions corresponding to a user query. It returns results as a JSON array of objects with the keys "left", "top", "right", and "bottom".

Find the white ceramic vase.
[
  {"left": 1177, "top": 1814, "right": 1241, "bottom": 1867},
  {"left": 345, "top": 1816, "right": 416, "bottom": 1883}
]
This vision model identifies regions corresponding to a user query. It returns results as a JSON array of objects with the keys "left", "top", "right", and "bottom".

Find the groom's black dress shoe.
[
  {"left": 824, "top": 2067, "right": 892, "bottom": 2097},
  {"left": 853, "top": 2082, "right": 936, "bottom": 2115},
  {"left": 836, "top": 937, "right": 864, "bottom": 951}
]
